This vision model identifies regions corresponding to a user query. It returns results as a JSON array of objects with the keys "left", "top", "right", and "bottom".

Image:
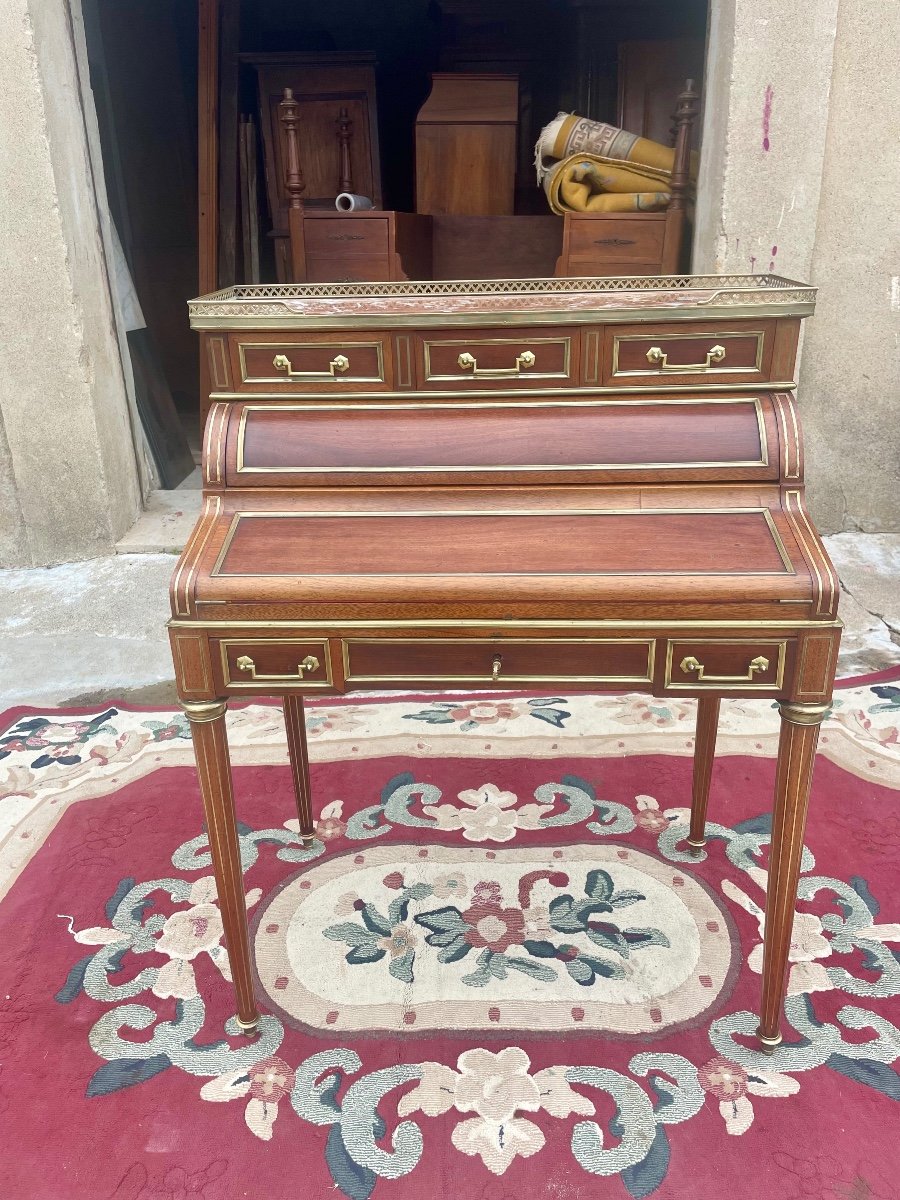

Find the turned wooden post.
[
  {"left": 279, "top": 87, "right": 307, "bottom": 282},
  {"left": 182, "top": 699, "right": 259, "bottom": 1033},
  {"left": 337, "top": 106, "right": 354, "bottom": 195},
  {"left": 283, "top": 694, "right": 316, "bottom": 843},
  {"left": 757, "top": 701, "right": 830, "bottom": 1051},
  {"left": 661, "top": 78, "right": 699, "bottom": 273},
  {"left": 688, "top": 694, "right": 720, "bottom": 853}
]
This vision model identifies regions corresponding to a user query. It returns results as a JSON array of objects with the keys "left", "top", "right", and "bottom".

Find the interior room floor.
[{"left": 1, "top": 531, "right": 897, "bottom": 711}]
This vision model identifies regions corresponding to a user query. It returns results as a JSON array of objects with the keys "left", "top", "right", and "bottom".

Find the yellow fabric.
[
  {"left": 544, "top": 155, "right": 671, "bottom": 215},
  {"left": 537, "top": 112, "right": 698, "bottom": 215}
]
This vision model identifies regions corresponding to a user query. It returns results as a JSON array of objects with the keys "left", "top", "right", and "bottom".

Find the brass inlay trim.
[
  {"left": 664, "top": 639, "right": 788, "bottom": 691},
  {"left": 611, "top": 330, "right": 765, "bottom": 379},
  {"left": 796, "top": 632, "right": 839, "bottom": 699},
  {"left": 210, "top": 507, "right": 795, "bottom": 579},
  {"left": 173, "top": 632, "right": 212, "bottom": 694},
  {"left": 171, "top": 618, "right": 840, "bottom": 630},
  {"left": 172, "top": 495, "right": 222, "bottom": 617},
  {"left": 423, "top": 336, "right": 571, "bottom": 382},
  {"left": 342, "top": 637, "right": 656, "bottom": 685},
  {"left": 784, "top": 489, "right": 837, "bottom": 618},
  {"left": 237, "top": 340, "right": 386, "bottom": 385},
  {"left": 233, "top": 396, "right": 769, "bottom": 475},
  {"left": 218, "top": 639, "right": 333, "bottom": 690},
  {"left": 207, "top": 336, "right": 230, "bottom": 390},
  {"left": 211, "top": 381, "right": 799, "bottom": 401}
]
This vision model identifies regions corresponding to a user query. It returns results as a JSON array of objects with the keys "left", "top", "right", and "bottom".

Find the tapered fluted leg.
[
  {"left": 757, "top": 700, "right": 829, "bottom": 1052},
  {"left": 182, "top": 699, "right": 259, "bottom": 1034},
  {"left": 688, "top": 695, "right": 720, "bottom": 854},
  {"left": 284, "top": 694, "right": 315, "bottom": 844}
]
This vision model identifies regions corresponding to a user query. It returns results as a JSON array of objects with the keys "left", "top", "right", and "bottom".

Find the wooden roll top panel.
[{"left": 207, "top": 394, "right": 794, "bottom": 489}]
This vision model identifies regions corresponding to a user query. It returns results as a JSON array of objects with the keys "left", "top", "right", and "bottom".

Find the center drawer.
[
  {"left": 417, "top": 327, "right": 576, "bottom": 389},
  {"left": 342, "top": 638, "right": 654, "bottom": 686}
]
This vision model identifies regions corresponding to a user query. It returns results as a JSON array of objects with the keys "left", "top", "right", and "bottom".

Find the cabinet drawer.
[
  {"left": 303, "top": 216, "right": 389, "bottom": 258},
  {"left": 603, "top": 322, "right": 774, "bottom": 386},
  {"left": 230, "top": 334, "right": 392, "bottom": 392},
  {"left": 417, "top": 328, "right": 576, "bottom": 389},
  {"left": 564, "top": 214, "right": 666, "bottom": 272},
  {"left": 216, "top": 639, "right": 332, "bottom": 691},
  {"left": 664, "top": 639, "right": 789, "bottom": 691},
  {"left": 342, "top": 638, "right": 654, "bottom": 686}
]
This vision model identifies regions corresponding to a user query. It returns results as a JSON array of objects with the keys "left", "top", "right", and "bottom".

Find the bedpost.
[
  {"left": 661, "top": 78, "right": 699, "bottom": 273},
  {"left": 279, "top": 87, "right": 307, "bottom": 282}
]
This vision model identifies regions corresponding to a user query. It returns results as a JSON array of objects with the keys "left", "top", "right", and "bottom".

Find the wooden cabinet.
[{"left": 415, "top": 73, "right": 519, "bottom": 216}]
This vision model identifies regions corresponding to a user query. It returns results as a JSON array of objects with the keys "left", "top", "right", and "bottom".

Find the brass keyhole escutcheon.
[{"left": 491, "top": 654, "right": 503, "bottom": 681}]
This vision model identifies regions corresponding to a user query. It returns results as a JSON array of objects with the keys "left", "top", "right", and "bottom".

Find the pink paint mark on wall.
[
  {"left": 769, "top": 244, "right": 778, "bottom": 272},
  {"left": 762, "top": 85, "right": 774, "bottom": 151}
]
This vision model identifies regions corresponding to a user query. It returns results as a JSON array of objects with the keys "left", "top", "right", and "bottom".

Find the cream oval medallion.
[{"left": 254, "top": 843, "right": 737, "bottom": 1037}]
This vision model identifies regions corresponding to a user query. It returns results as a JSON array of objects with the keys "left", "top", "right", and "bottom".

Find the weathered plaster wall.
[
  {"left": 695, "top": 0, "right": 899, "bottom": 531},
  {"left": 799, "top": 0, "right": 900, "bottom": 532},
  {"left": 0, "top": 0, "right": 141, "bottom": 567}
]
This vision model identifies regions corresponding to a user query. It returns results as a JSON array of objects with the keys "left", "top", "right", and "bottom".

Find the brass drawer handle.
[
  {"left": 457, "top": 349, "right": 536, "bottom": 377},
  {"left": 236, "top": 653, "right": 320, "bottom": 681},
  {"left": 491, "top": 654, "right": 503, "bottom": 681},
  {"left": 272, "top": 352, "right": 350, "bottom": 380},
  {"left": 680, "top": 654, "right": 769, "bottom": 682},
  {"left": 646, "top": 344, "right": 726, "bottom": 371}
]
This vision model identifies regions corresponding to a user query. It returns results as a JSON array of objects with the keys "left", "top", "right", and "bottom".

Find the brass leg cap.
[
  {"left": 686, "top": 836, "right": 706, "bottom": 858},
  {"left": 235, "top": 1015, "right": 260, "bottom": 1036},
  {"left": 300, "top": 833, "right": 316, "bottom": 847},
  {"left": 756, "top": 1027, "right": 782, "bottom": 1055}
]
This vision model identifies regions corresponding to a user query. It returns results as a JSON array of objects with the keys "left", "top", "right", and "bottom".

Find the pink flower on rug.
[
  {"left": 248, "top": 1056, "right": 295, "bottom": 1102},
  {"left": 306, "top": 709, "right": 365, "bottom": 736},
  {"left": 699, "top": 1055, "right": 799, "bottom": 1135},
  {"left": 201, "top": 1056, "right": 296, "bottom": 1141},
  {"left": 448, "top": 702, "right": 519, "bottom": 726},
  {"left": 461, "top": 902, "right": 525, "bottom": 953},
  {"left": 379, "top": 923, "right": 418, "bottom": 958},
  {"left": 157, "top": 902, "right": 224, "bottom": 960},
  {"left": 315, "top": 816, "right": 346, "bottom": 841},
  {"left": 698, "top": 1057, "right": 748, "bottom": 1101},
  {"left": 333, "top": 891, "right": 360, "bottom": 916},
  {"left": 431, "top": 872, "right": 468, "bottom": 900},
  {"left": 472, "top": 880, "right": 502, "bottom": 904}
]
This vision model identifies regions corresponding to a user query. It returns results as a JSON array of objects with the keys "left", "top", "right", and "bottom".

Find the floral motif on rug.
[{"left": 0, "top": 677, "right": 899, "bottom": 1200}]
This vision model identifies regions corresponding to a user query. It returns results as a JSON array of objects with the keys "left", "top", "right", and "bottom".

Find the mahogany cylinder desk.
[{"left": 171, "top": 274, "right": 840, "bottom": 1052}]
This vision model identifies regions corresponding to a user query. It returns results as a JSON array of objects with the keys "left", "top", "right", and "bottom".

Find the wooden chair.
[{"left": 554, "top": 80, "right": 699, "bottom": 278}]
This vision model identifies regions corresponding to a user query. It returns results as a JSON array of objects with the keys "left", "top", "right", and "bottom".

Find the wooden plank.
[
  {"left": 217, "top": 0, "right": 241, "bottom": 285},
  {"left": 198, "top": 0, "right": 219, "bottom": 294}
]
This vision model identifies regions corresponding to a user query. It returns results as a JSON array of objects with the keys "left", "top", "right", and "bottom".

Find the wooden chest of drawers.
[{"left": 175, "top": 275, "right": 839, "bottom": 1054}]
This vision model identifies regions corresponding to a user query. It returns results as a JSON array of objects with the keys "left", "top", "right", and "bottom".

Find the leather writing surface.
[{"left": 214, "top": 510, "right": 791, "bottom": 578}]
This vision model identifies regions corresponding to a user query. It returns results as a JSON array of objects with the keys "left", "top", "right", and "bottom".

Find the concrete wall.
[
  {"left": 695, "top": 0, "right": 900, "bottom": 531},
  {"left": 0, "top": 0, "right": 141, "bottom": 567}
]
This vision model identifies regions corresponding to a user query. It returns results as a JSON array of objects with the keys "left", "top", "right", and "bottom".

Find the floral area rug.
[{"left": 1, "top": 671, "right": 899, "bottom": 1200}]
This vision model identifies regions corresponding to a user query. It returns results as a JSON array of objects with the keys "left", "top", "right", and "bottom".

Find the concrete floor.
[{"left": 1, "top": 515, "right": 898, "bottom": 709}]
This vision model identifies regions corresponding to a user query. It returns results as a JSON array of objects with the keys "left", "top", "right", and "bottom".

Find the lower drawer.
[
  {"left": 664, "top": 639, "right": 789, "bottom": 691},
  {"left": 342, "top": 638, "right": 654, "bottom": 686},
  {"left": 216, "top": 639, "right": 332, "bottom": 691}
]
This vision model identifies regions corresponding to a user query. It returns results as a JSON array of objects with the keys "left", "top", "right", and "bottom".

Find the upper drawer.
[
  {"left": 228, "top": 332, "right": 393, "bottom": 392},
  {"left": 601, "top": 320, "right": 777, "bottom": 386},
  {"left": 416, "top": 327, "right": 577, "bottom": 389}
]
